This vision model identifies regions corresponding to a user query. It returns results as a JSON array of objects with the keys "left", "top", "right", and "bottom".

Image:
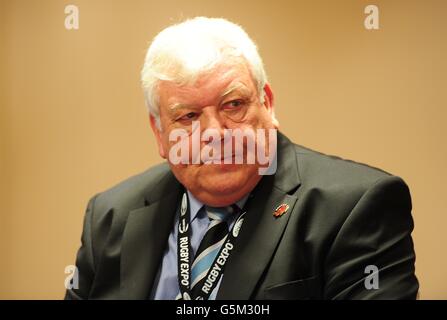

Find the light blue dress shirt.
[{"left": 151, "top": 191, "right": 248, "bottom": 300}]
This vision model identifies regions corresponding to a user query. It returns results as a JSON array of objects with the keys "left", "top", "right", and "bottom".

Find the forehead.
[{"left": 158, "top": 62, "right": 256, "bottom": 108}]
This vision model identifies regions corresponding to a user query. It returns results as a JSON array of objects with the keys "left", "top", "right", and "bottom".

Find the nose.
[{"left": 200, "top": 107, "right": 226, "bottom": 138}]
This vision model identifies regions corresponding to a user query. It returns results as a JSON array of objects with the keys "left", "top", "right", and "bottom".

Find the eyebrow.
[
  {"left": 169, "top": 102, "right": 193, "bottom": 112},
  {"left": 220, "top": 83, "right": 249, "bottom": 98},
  {"left": 168, "top": 83, "right": 250, "bottom": 112}
]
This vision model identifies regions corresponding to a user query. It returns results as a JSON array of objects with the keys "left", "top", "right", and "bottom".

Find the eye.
[
  {"left": 223, "top": 99, "right": 245, "bottom": 109},
  {"left": 178, "top": 112, "right": 198, "bottom": 121}
]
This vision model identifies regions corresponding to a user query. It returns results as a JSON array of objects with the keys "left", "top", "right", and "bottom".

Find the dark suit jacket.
[{"left": 65, "top": 132, "right": 418, "bottom": 299}]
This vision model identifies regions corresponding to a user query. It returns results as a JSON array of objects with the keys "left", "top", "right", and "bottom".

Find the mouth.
[{"left": 201, "top": 153, "right": 235, "bottom": 164}]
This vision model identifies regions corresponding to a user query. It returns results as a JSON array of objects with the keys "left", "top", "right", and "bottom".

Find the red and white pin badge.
[{"left": 273, "top": 203, "right": 289, "bottom": 218}]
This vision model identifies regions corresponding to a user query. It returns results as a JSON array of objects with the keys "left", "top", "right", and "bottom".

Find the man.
[{"left": 65, "top": 17, "right": 418, "bottom": 300}]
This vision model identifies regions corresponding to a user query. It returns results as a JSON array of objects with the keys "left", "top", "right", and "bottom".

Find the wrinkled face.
[{"left": 150, "top": 61, "right": 279, "bottom": 206}]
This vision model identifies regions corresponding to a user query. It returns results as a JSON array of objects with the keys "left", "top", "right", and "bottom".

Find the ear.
[
  {"left": 262, "top": 83, "right": 279, "bottom": 128},
  {"left": 149, "top": 115, "right": 166, "bottom": 159}
]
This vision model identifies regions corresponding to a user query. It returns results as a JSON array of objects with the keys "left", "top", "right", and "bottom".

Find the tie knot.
[{"left": 204, "top": 204, "right": 240, "bottom": 222}]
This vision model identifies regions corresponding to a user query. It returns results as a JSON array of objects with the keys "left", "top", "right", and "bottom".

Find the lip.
[{"left": 200, "top": 154, "right": 236, "bottom": 164}]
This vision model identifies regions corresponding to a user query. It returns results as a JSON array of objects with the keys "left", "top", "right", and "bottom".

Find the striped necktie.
[{"left": 189, "top": 204, "right": 240, "bottom": 298}]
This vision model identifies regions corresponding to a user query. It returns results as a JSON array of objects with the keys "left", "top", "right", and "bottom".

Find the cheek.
[
  {"left": 244, "top": 105, "right": 274, "bottom": 129},
  {"left": 160, "top": 132, "right": 171, "bottom": 150}
]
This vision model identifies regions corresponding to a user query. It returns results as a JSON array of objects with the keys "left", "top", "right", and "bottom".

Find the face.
[{"left": 150, "top": 61, "right": 279, "bottom": 207}]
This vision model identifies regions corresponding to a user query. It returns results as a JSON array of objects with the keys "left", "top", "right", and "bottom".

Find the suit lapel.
[
  {"left": 120, "top": 175, "right": 181, "bottom": 299},
  {"left": 217, "top": 132, "right": 301, "bottom": 299}
]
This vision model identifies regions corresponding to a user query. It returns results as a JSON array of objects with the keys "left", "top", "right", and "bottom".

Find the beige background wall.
[{"left": 1, "top": 0, "right": 446, "bottom": 299}]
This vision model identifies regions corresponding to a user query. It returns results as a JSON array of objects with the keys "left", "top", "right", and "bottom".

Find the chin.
[
  {"left": 198, "top": 166, "right": 256, "bottom": 197},
  {"left": 174, "top": 164, "right": 260, "bottom": 205},
  {"left": 204, "top": 179, "right": 242, "bottom": 196}
]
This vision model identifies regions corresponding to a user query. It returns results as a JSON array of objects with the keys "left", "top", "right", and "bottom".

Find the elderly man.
[{"left": 65, "top": 17, "right": 418, "bottom": 300}]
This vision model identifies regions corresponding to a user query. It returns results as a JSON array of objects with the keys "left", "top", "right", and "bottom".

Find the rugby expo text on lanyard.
[{"left": 176, "top": 192, "right": 246, "bottom": 300}]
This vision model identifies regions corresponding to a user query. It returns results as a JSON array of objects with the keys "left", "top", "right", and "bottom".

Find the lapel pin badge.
[{"left": 273, "top": 203, "right": 289, "bottom": 218}]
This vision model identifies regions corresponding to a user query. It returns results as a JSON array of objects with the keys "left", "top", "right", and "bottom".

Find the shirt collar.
[{"left": 186, "top": 190, "right": 250, "bottom": 223}]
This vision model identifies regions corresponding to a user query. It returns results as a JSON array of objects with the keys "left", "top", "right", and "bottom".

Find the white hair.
[{"left": 140, "top": 17, "right": 268, "bottom": 128}]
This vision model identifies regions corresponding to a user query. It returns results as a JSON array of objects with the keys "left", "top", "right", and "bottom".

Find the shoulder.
[
  {"left": 292, "top": 143, "right": 410, "bottom": 213},
  {"left": 82, "top": 162, "right": 180, "bottom": 262},
  {"left": 89, "top": 162, "right": 177, "bottom": 221},
  {"left": 294, "top": 144, "right": 397, "bottom": 190}
]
